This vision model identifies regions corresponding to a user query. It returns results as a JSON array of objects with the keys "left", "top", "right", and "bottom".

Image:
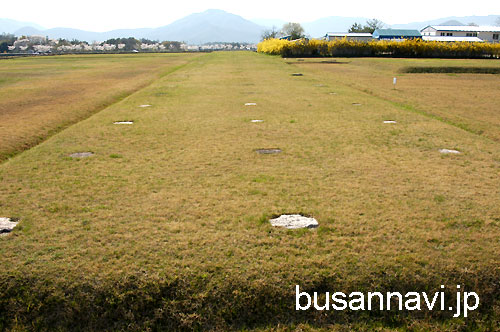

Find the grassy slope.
[
  {"left": 0, "top": 53, "right": 197, "bottom": 161},
  {"left": 0, "top": 52, "right": 499, "bottom": 331},
  {"left": 290, "top": 57, "right": 500, "bottom": 141}
]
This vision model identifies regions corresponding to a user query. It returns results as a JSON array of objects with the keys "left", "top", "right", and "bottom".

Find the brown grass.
[
  {"left": 0, "top": 52, "right": 499, "bottom": 331},
  {"left": 291, "top": 57, "right": 500, "bottom": 141},
  {"left": 0, "top": 53, "right": 198, "bottom": 161}
]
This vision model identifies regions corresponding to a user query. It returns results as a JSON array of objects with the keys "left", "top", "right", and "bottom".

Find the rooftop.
[
  {"left": 373, "top": 29, "right": 422, "bottom": 37},
  {"left": 326, "top": 33, "right": 373, "bottom": 37}
]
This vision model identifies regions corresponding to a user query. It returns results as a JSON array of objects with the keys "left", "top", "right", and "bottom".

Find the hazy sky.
[{"left": 5, "top": 0, "right": 500, "bottom": 31}]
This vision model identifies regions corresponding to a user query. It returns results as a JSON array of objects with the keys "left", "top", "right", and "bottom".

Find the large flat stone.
[
  {"left": 255, "top": 148, "right": 281, "bottom": 154},
  {"left": 439, "top": 149, "right": 461, "bottom": 154},
  {"left": 269, "top": 214, "right": 318, "bottom": 229},
  {"left": 0, "top": 217, "right": 18, "bottom": 234},
  {"left": 69, "top": 152, "right": 94, "bottom": 158}
]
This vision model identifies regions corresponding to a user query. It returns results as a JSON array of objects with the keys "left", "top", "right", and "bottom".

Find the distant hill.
[
  {"left": 3, "top": 12, "right": 499, "bottom": 43},
  {"left": 8, "top": 10, "right": 264, "bottom": 44},
  {"left": 12, "top": 26, "right": 153, "bottom": 42},
  {"left": 0, "top": 18, "right": 44, "bottom": 34},
  {"left": 145, "top": 9, "right": 264, "bottom": 44},
  {"left": 390, "top": 15, "right": 500, "bottom": 29},
  {"left": 250, "top": 18, "right": 287, "bottom": 29}
]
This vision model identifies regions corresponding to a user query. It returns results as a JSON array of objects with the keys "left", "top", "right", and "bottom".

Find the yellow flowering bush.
[{"left": 257, "top": 38, "right": 500, "bottom": 58}]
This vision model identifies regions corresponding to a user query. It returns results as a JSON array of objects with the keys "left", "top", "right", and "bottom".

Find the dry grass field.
[
  {"left": 0, "top": 52, "right": 499, "bottom": 331},
  {"left": 0, "top": 53, "right": 198, "bottom": 161},
  {"left": 290, "top": 57, "right": 500, "bottom": 141}
]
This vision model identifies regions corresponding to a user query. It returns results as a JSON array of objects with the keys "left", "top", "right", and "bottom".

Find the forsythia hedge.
[{"left": 257, "top": 38, "right": 500, "bottom": 58}]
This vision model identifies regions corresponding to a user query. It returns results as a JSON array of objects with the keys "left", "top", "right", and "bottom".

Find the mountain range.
[{"left": 1, "top": 10, "right": 499, "bottom": 44}]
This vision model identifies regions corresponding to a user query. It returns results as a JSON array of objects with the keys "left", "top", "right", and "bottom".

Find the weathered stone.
[
  {"left": 439, "top": 149, "right": 461, "bottom": 154},
  {"left": 113, "top": 121, "right": 134, "bottom": 125},
  {"left": 270, "top": 214, "right": 318, "bottom": 229},
  {"left": 245, "top": 103, "right": 257, "bottom": 106},
  {"left": 69, "top": 152, "right": 94, "bottom": 158},
  {"left": 250, "top": 120, "right": 264, "bottom": 123},
  {"left": 255, "top": 148, "right": 281, "bottom": 154},
  {"left": 383, "top": 120, "right": 397, "bottom": 124},
  {"left": 0, "top": 218, "right": 18, "bottom": 234}
]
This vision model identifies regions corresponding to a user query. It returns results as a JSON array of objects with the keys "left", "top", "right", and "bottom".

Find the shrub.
[{"left": 257, "top": 38, "right": 500, "bottom": 59}]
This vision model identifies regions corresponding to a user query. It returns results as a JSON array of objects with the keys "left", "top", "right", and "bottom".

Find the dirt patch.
[{"left": 287, "top": 60, "right": 349, "bottom": 65}]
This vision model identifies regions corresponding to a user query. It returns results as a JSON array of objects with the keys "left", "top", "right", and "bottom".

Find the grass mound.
[{"left": 1, "top": 268, "right": 499, "bottom": 331}]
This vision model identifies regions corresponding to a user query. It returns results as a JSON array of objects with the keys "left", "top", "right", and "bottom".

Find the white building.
[
  {"left": 323, "top": 33, "right": 373, "bottom": 42},
  {"left": 421, "top": 25, "right": 500, "bottom": 43},
  {"left": 422, "top": 36, "right": 483, "bottom": 42}
]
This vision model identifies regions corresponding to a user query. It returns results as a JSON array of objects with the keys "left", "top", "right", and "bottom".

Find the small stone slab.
[
  {"left": 69, "top": 152, "right": 94, "bottom": 158},
  {"left": 0, "top": 218, "right": 18, "bottom": 234},
  {"left": 138, "top": 104, "right": 151, "bottom": 108},
  {"left": 439, "top": 149, "right": 461, "bottom": 154},
  {"left": 251, "top": 120, "right": 264, "bottom": 123},
  {"left": 383, "top": 120, "right": 397, "bottom": 124},
  {"left": 291, "top": 73, "right": 303, "bottom": 76},
  {"left": 255, "top": 148, "right": 281, "bottom": 154},
  {"left": 245, "top": 103, "right": 257, "bottom": 106},
  {"left": 114, "top": 121, "right": 134, "bottom": 125},
  {"left": 270, "top": 214, "right": 318, "bottom": 229},
  {"left": 329, "top": 92, "right": 337, "bottom": 95},
  {"left": 352, "top": 103, "right": 362, "bottom": 106}
]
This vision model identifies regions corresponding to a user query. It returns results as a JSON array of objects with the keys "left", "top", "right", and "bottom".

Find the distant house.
[
  {"left": 372, "top": 29, "right": 422, "bottom": 40},
  {"left": 323, "top": 33, "right": 373, "bottom": 42},
  {"left": 420, "top": 25, "right": 500, "bottom": 43}
]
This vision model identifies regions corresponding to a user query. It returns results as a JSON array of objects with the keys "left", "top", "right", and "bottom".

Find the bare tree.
[
  {"left": 366, "top": 19, "right": 385, "bottom": 32},
  {"left": 349, "top": 19, "right": 385, "bottom": 33},
  {"left": 281, "top": 22, "right": 305, "bottom": 40},
  {"left": 261, "top": 26, "right": 280, "bottom": 40}
]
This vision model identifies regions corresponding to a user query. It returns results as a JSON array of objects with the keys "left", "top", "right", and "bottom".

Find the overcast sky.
[{"left": 4, "top": 0, "right": 500, "bottom": 31}]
